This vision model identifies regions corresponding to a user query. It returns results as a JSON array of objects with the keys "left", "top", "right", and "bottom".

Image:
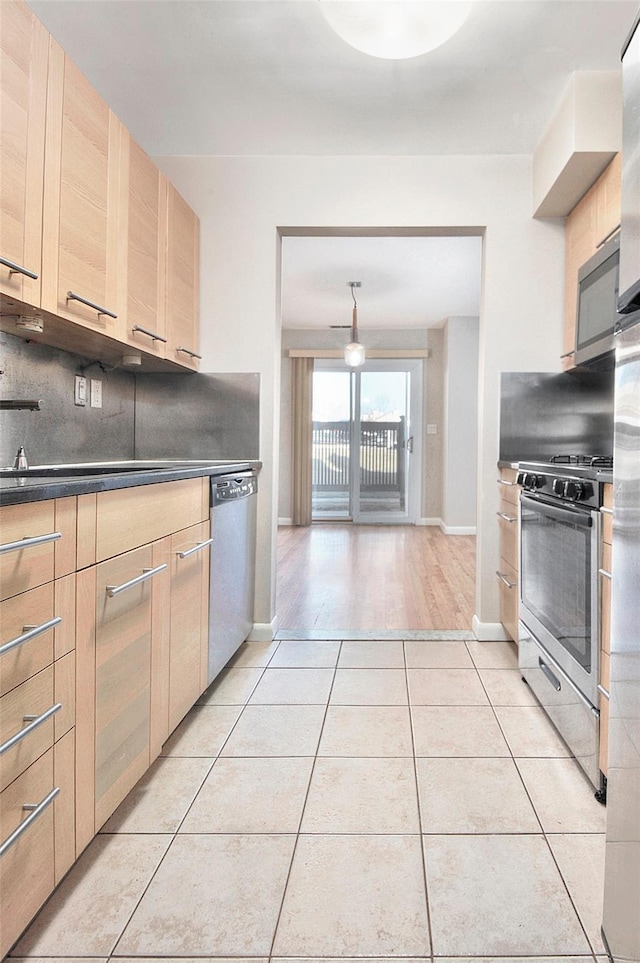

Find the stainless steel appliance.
[
  {"left": 518, "top": 455, "right": 613, "bottom": 791},
  {"left": 575, "top": 235, "right": 620, "bottom": 367},
  {"left": 601, "top": 12, "right": 640, "bottom": 963},
  {"left": 207, "top": 470, "right": 258, "bottom": 684}
]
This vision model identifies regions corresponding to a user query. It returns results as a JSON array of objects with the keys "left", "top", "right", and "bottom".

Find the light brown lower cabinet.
[
  {"left": 496, "top": 467, "right": 520, "bottom": 642},
  {"left": 599, "top": 486, "right": 613, "bottom": 780}
]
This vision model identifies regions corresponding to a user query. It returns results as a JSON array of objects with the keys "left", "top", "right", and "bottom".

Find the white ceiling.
[
  {"left": 281, "top": 234, "right": 483, "bottom": 328},
  {"left": 26, "top": 0, "right": 637, "bottom": 330}
]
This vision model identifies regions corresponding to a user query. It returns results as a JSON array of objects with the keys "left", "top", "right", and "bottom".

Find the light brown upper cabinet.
[
  {"left": 117, "top": 130, "right": 165, "bottom": 359},
  {"left": 563, "top": 154, "right": 621, "bottom": 370},
  {"left": 0, "top": 1, "right": 48, "bottom": 305},
  {"left": 164, "top": 179, "right": 201, "bottom": 371},
  {"left": 40, "top": 43, "right": 121, "bottom": 337}
]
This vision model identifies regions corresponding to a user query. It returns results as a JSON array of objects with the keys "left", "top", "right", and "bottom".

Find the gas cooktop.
[{"left": 517, "top": 454, "right": 613, "bottom": 507}]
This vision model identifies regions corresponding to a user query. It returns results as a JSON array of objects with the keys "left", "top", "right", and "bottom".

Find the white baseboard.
[
  {"left": 278, "top": 517, "right": 293, "bottom": 526},
  {"left": 418, "top": 517, "right": 442, "bottom": 526},
  {"left": 472, "top": 615, "right": 511, "bottom": 641},
  {"left": 247, "top": 617, "right": 279, "bottom": 643},
  {"left": 440, "top": 524, "right": 477, "bottom": 535}
]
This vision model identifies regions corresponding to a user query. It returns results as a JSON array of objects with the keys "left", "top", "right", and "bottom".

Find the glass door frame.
[{"left": 313, "top": 358, "right": 423, "bottom": 525}]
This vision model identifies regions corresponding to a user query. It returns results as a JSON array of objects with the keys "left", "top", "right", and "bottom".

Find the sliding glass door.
[{"left": 312, "top": 360, "right": 422, "bottom": 523}]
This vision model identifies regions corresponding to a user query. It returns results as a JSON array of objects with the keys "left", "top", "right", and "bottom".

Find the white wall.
[
  {"left": 442, "top": 317, "right": 479, "bottom": 533},
  {"left": 154, "top": 154, "right": 565, "bottom": 638}
]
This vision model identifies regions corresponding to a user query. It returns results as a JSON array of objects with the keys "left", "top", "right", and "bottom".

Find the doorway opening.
[{"left": 312, "top": 359, "right": 422, "bottom": 524}]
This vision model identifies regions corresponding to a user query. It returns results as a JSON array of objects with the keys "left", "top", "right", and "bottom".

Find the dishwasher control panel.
[{"left": 212, "top": 474, "right": 258, "bottom": 505}]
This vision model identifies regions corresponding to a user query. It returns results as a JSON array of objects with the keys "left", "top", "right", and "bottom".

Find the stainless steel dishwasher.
[{"left": 208, "top": 469, "right": 258, "bottom": 684}]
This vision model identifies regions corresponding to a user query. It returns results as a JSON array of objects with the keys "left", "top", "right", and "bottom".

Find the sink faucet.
[{"left": 13, "top": 446, "right": 28, "bottom": 469}]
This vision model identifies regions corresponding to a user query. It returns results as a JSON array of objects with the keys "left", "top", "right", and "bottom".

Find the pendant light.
[{"left": 344, "top": 281, "right": 366, "bottom": 368}]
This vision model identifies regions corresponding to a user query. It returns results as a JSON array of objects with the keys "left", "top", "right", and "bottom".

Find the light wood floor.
[{"left": 276, "top": 524, "right": 476, "bottom": 633}]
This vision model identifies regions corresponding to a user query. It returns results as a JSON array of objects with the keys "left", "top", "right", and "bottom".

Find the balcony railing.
[{"left": 312, "top": 419, "right": 405, "bottom": 496}]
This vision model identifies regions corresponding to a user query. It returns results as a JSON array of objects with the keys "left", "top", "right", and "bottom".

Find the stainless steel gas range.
[{"left": 517, "top": 454, "right": 613, "bottom": 793}]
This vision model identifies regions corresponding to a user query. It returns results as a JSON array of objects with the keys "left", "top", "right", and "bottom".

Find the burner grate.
[{"left": 550, "top": 454, "right": 613, "bottom": 469}]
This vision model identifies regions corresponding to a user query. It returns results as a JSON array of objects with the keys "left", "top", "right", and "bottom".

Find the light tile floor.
[{"left": 10, "top": 638, "right": 608, "bottom": 963}]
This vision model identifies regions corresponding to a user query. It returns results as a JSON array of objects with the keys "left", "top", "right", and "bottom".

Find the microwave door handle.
[{"left": 520, "top": 495, "right": 593, "bottom": 529}]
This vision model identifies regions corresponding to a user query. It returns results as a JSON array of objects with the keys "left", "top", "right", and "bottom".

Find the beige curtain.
[{"left": 291, "top": 356, "right": 314, "bottom": 526}]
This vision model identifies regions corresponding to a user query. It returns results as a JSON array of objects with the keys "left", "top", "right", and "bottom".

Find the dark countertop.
[{"left": 0, "top": 460, "right": 261, "bottom": 506}]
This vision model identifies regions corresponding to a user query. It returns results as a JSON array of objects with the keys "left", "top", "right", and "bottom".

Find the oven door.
[{"left": 519, "top": 492, "right": 600, "bottom": 706}]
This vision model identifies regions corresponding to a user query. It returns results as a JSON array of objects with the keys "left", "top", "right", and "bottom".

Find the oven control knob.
[
  {"left": 564, "top": 481, "right": 582, "bottom": 500},
  {"left": 552, "top": 478, "right": 565, "bottom": 496},
  {"left": 516, "top": 471, "right": 526, "bottom": 486},
  {"left": 524, "top": 473, "right": 544, "bottom": 490}
]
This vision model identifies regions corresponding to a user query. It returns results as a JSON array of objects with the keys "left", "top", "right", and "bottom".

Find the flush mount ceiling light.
[
  {"left": 344, "top": 281, "right": 366, "bottom": 368},
  {"left": 319, "top": 0, "right": 471, "bottom": 60}
]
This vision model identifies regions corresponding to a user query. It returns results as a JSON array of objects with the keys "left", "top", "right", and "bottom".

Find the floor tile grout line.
[{"left": 266, "top": 641, "right": 343, "bottom": 959}]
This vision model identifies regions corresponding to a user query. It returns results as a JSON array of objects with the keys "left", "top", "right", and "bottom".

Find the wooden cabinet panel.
[
  {"left": 0, "top": 664, "right": 55, "bottom": 791},
  {"left": 94, "top": 545, "right": 154, "bottom": 829},
  {"left": 563, "top": 156, "right": 621, "bottom": 370},
  {"left": 168, "top": 522, "right": 210, "bottom": 732},
  {"left": 150, "top": 537, "right": 171, "bottom": 759},
  {"left": 0, "top": 582, "right": 55, "bottom": 697},
  {"left": 0, "top": 500, "right": 57, "bottom": 601},
  {"left": 119, "top": 131, "right": 165, "bottom": 358},
  {"left": 95, "top": 477, "right": 207, "bottom": 562},
  {"left": 497, "top": 558, "right": 519, "bottom": 643},
  {"left": 74, "top": 565, "right": 96, "bottom": 853},
  {"left": 54, "top": 649, "right": 75, "bottom": 742},
  {"left": 164, "top": 178, "right": 200, "bottom": 370},
  {"left": 41, "top": 48, "right": 120, "bottom": 335},
  {"left": 54, "top": 727, "right": 75, "bottom": 882},
  {"left": 497, "top": 470, "right": 519, "bottom": 508},
  {"left": 53, "top": 571, "right": 76, "bottom": 660},
  {"left": 0, "top": 748, "right": 56, "bottom": 960},
  {"left": 0, "top": 1, "right": 47, "bottom": 306}
]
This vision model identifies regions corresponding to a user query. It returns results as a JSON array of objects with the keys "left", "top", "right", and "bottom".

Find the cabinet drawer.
[
  {"left": 0, "top": 748, "right": 56, "bottom": 960},
  {"left": 497, "top": 500, "right": 518, "bottom": 571},
  {"left": 95, "top": 477, "right": 208, "bottom": 562},
  {"left": 0, "top": 501, "right": 57, "bottom": 600},
  {"left": 497, "top": 470, "right": 519, "bottom": 508},
  {"left": 497, "top": 559, "right": 519, "bottom": 642},
  {"left": 0, "top": 582, "right": 56, "bottom": 697},
  {"left": 0, "top": 664, "right": 59, "bottom": 791}
]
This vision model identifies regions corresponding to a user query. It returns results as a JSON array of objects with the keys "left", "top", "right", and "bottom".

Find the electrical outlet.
[
  {"left": 74, "top": 375, "right": 87, "bottom": 406},
  {"left": 90, "top": 379, "right": 103, "bottom": 409}
]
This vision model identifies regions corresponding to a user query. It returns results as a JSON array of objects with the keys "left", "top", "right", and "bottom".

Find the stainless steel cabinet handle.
[
  {"left": 66, "top": 291, "right": 117, "bottom": 320},
  {"left": 0, "top": 532, "right": 61, "bottom": 555},
  {"left": 0, "top": 787, "right": 60, "bottom": 858},
  {"left": 496, "top": 570, "right": 516, "bottom": 589},
  {"left": 497, "top": 479, "right": 516, "bottom": 487},
  {"left": 598, "top": 683, "right": 610, "bottom": 700},
  {"left": 599, "top": 568, "right": 612, "bottom": 580},
  {"left": 0, "top": 256, "right": 39, "bottom": 280},
  {"left": 600, "top": 506, "right": 613, "bottom": 515},
  {"left": 176, "top": 346, "right": 202, "bottom": 360},
  {"left": 496, "top": 511, "right": 517, "bottom": 523},
  {"left": 0, "top": 703, "right": 62, "bottom": 757},
  {"left": 0, "top": 617, "right": 62, "bottom": 657},
  {"left": 132, "top": 324, "right": 167, "bottom": 344},
  {"left": 560, "top": 351, "right": 575, "bottom": 359},
  {"left": 177, "top": 537, "right": 214, "bottom": 559},
  {"left": 106, "top": 563, "right": 168, "bottom": 598}
]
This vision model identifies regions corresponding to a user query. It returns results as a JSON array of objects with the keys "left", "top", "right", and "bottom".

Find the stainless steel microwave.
[{"left": 574, "top": 234, "right": 620, "bottom": 367}]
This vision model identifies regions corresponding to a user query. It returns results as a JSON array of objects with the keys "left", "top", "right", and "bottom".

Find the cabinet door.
[
  {"left": 169, "top": 522, "right": 210, "bottom": 731},
  {"left": 94, "top": 544, "right": 155, "bottom": 829},
  {"left": 118, "top": 130, "right": 165, "bottom": 358},
  {"left": 0, "top": 1, "right": 47, "bottom": 305},
  {"left": 563, "top": 188, "right": 597, "bottom": 370},
  {"left": 595, "top": 153, "right": 621, "bottom": 247},
  {"left": 42, "top": 46, "right": 120, "bottom": 336},
  {"left": 164, "top": 179, "right": 200, "bottom": 370}
]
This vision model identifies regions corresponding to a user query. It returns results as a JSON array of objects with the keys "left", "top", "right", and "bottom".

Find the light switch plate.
[
  {"left": 74, "top": 375, "right": 87, "bottom": 406},
  {"left": 427, "top": 423, "right": 438, "bottom": 434},
  {"left": 90, "top": 379, "right": 103, "bottom": 409}
]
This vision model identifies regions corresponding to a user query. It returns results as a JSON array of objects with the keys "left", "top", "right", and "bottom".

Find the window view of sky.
[{"left": 312, "top": 371, "right": 408, "bottom": 422}]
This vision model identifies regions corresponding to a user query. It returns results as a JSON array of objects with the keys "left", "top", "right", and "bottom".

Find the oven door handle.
[{"left": 520, "top": 494, "right": 593, "bottom": 528}]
